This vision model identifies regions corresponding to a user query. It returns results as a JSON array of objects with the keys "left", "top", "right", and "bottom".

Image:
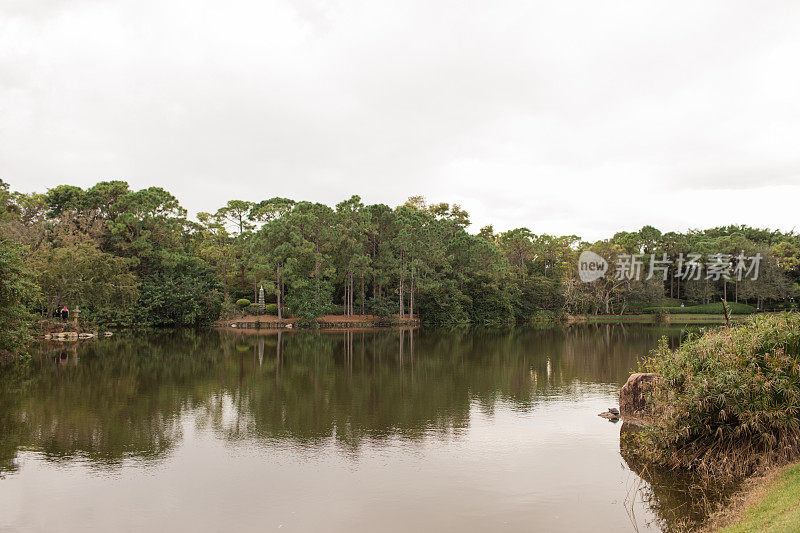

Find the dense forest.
[{"left": 1, "top": 179, "right": 799, "bottom": 354}]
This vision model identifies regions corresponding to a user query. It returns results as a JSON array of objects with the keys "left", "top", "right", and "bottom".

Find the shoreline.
[
  {"left": 572, "top": 313, "right": 751, "bottom": 324},
  {"left": 213, "top": 313, "right": 420, "bottom": 330},
  {"left": 530, "top": 313, "right": 762, "bottom": 325},
  {"left": 36, "top": 312, "right": 768, "bottom": 339}
]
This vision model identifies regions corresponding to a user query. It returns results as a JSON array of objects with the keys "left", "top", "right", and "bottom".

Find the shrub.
[
  {"left": 652, "top": 309, "right": 669, "bottom": 324},
  {"left": 630, "top": 313, "right": 800, "bottom": 480},
  {"left": 264, "top": 303, "right": 279, "bottom": 315},
  {"left": 218, "top": 296, "right": 238, "bottom": 320},
  {"left": 235, "top": 298, "right": 251, "bottom": 308},
  {"left": 364, "top": 298, "right": 393, "bottom": 318},
  {"left": 245, "top": 303, "right": 265, "bottom": 315},
  {"left": 530, "top": 310, "right": 557, "bottom": 321},
  {"left": 230, "top": 290, "right": 253, "bottom": 302}
]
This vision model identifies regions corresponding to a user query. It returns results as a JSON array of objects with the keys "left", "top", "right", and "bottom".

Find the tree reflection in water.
[{"left": 0, "top": 325, "right": 716, "bottom": 530}]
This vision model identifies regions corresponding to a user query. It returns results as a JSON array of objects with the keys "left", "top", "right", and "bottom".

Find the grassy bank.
[
  {"left": 712, "top": 462, "right": 800, "bottom": 532},
  {"left": 644, "top": 302, "right": 757, "bottom": 315},
  {"left": 627, "top": 313, "right": 800, "bottom": 480},
  {"left": 566, "top": 313, "right": 752, "bottom": 324}
]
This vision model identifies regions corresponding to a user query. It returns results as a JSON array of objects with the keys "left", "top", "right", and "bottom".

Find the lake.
[{"left": 0, "top": 326, "right": 718, "bottom": 532}]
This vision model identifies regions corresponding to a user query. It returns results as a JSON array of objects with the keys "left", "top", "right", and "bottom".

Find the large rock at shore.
[{"left": 619, "top": 373, "right": 660, "bottom": 418}]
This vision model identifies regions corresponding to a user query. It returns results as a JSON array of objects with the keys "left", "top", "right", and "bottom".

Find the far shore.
[
  {"left": 562, "top": 313, "right": 755, "bottom": 324},
  {"left": 213, "top": 313, "right": 420, "bottom": 330},
  {"left": 38, "top": 311, "right": 783, "bottom": 338}
]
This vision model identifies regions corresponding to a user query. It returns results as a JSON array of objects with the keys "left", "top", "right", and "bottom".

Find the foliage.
[
  {"left": 218, "top": 296, "right": 238, "bottom": 320},
  {"left": 135, "top": 254, "right": 223, "bottom": 326},
  {"left": 0, "top": 178, "right": 799, "bottom": 331},
  {"left": 0, "top": 239, "right": 37, "bottom": 356},
  {"left": 236, "top": 298, "right": 251, "bottom": 308},
  {"left": 285, "top": 278, "right": 333, "bottom": 325},
  {"left": 364, "top": 297, "right": 393, "bottom": 318},
  {"left": 33, "top": 242, "right": 138, "bottom": 318},
  {"left": 529, "top": 310, "right": 558, "bottom": 321},
  {"left": 633, "top": 313, "right": 800, "bottom": 480}
]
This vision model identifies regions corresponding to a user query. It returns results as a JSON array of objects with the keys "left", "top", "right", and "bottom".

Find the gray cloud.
[{"left": 2, "top": 0, "right": 800, "bottom": 240}]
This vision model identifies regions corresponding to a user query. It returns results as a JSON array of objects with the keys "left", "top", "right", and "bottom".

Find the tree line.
[{"left": 0, "top": 179, "right": 798, "bottom": 353}]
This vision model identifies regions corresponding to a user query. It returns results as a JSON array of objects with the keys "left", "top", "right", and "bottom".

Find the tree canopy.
[{"left": 0, "top": 179, "right": 798, "bottom": 354}]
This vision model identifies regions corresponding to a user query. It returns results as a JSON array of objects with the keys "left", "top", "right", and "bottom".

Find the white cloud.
[{"left": 2, "top": 0, "right": 799, "bottom": 240}]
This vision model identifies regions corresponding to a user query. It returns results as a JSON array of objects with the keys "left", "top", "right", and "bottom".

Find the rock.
[
  {"left": 598, "top": 410, "right": 620, "bottom": 421},
  {"left": 619, "top": 373, "right": 660, "bottom": 419},
  {"left": 608, "top": 407, "right": 619, "bottom": 415}
]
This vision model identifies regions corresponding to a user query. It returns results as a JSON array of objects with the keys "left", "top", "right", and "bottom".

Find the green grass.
[
  {"left": 667, "top": 314, "right": 749, "bottom": 323},
  {"left": 579, "top": 313, "right": 746, "bottom": 324},
  {"left": 658, "top": 298, "right": 691, "bottom": 307},
  {"left": 721, "top": 463, "right": 800, "bottom": 533},
  {"left": 643, "top": 302, "right": 757, "bottom": 315}
]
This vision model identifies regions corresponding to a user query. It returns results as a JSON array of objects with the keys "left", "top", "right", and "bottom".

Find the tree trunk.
[
  {"left": 410, "top": 273, "right": 414, "bottom": 319},
  {"left": 345, "top": 272, "right": 352, "bottom": 317},
  {"left": 400, "top": 252, "right": 406, "bottom": 318},
  {"left": 314, "top": 253, "right": 320, "bottom": 306},
  {"left": 276, "top": 263, "right": 282, "bottom": 320},
  {"left": 222, "top": 263, "right": 229, "bottom": 300},
  {"left": 360, "top": 275, "right": 365, "bottom": 315},
  {"left": 669, "top": 268, "right": 673, "bottom": 298},
  {"left": 399, "top": 276, "right": 404, "bottom": 318}
]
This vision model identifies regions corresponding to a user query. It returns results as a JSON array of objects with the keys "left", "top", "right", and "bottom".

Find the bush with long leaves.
[{"left": 633, "top": 313, "right": 800, "bottom": 480}]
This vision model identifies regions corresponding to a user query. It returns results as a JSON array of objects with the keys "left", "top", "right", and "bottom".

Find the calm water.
[{"left": 0, "top": 326, "right": 714, "bottom": 532}]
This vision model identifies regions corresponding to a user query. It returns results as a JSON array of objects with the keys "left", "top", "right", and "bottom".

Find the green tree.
[
  {"left": 33, "top": 242, "right": 137, "bottom": 321},
  {"left": 0, "top": 239, "right": 37, "bottom": 356}
]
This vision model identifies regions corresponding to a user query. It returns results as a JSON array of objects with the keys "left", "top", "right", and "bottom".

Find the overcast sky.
[{"left": 2, "top": 1, "right": 799, "bottom": 240}]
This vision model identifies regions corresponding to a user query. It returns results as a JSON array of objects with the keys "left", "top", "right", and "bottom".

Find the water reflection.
[{"left": 0, "top": 325, "right": 712, "bottom": 531}]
